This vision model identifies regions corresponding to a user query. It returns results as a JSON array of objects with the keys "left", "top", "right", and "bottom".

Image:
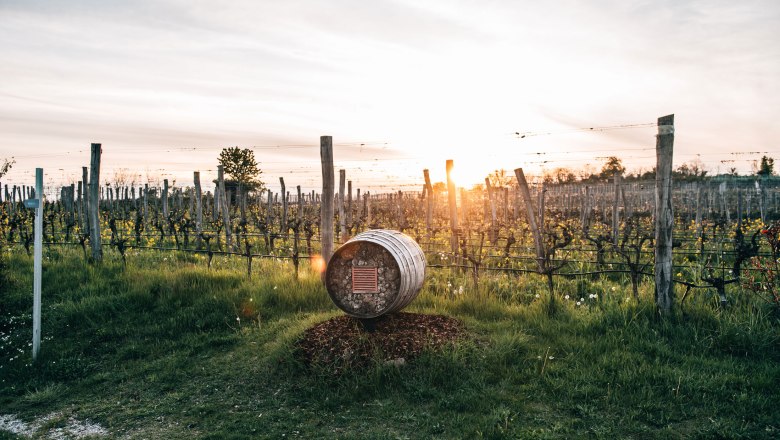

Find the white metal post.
[{"left": 32, "top": 168, "right": 43, "bottom": 361}]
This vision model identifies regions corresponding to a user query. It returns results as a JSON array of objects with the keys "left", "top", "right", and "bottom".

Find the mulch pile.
[{"left": 296, "top": 312, "right": 466, "bottom": 370}]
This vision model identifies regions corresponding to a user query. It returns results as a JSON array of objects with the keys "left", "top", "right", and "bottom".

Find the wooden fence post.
[
  {"left": 266, "top": 188, "right": 273, "bottom": 232},
  {"left": 347, "top": 180, "right": 353, "bottom": 232},
  {"left": 88, "top": 143, "right": 102, "bottom": 262},
  {"left": 538, "top": 183, "right": 545, "bottom": 229},
  {"left": 194, "top": 172, "right": 203, "bottom": 248},
  {"left": 162, "top": 179, "right": 169, "bottom": 218},
  {"left": 320, "top": 136, "right": 335, "bottom": 268},
  {"left": 365, "top": 192, "right": 372, "bottom": 227},
  {"left": 485, "top": 177, "right": 498, "bottom": 243},
  {"left": 514, "top": 168, "right": 545, "bottom": 264},
  {"left": 279, "top": 177, "right": 288, "bottom": 238},
  {"left": 217, "top": 165, "right": 232, "bottom": 251},
  {"left": 338, "top": 169, "right": 346, "bottom": 243},
  {"left": 655, "top": 114, "right": 675, "bottom": 315},
  {"left": 423, "top": 169, "right": 433, "bottom": 236},
  {"left": 32, "top": 168, "right": 43, "bottom": 361},
  {"left": 82, "top": 167, "right": 89, "bottom": 232},
  {"left": 695, "top": 184, "right": 703, "bottom": 238},
  {"left": 446, "top": 160, "right": 459, "bottom": 255}
]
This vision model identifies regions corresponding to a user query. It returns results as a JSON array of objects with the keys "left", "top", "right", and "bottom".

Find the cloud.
[{"left": 1, "top": 0, "right": 779, "bottom": 186}]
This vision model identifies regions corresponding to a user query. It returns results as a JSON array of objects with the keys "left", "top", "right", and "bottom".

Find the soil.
[{"left": 296, "top": 312, "right": 466, "bottom": 371}]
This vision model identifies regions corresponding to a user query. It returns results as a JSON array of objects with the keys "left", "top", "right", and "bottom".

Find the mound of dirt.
[{"left": 297, "top": 312, "right": 466, "bottom": 370}]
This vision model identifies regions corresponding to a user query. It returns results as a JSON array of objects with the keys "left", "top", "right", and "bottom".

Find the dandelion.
[
  {"left": 535, "top": 294, "right": 540, "bottom": 299},
  {"left": 458, "top": 286, "right": 464, "bottom": 295},
  {"left": 576, "top": 301, "right": 582, "bottom": 306},
  {"left": 564, "top": 295, "right": 570, "bottom": 300},
  {"left": 611, "top": 286, "right": 616, "bottom": 291},
  {"left": 589, "top": 293, "right": 597, "bottom": 299},
  {"left": 548, "top": 356, "right": 554, "bottom": 360}
]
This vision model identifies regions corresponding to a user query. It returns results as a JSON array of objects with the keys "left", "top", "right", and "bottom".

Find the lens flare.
[{"left": 310, "top": 254, "right": 326, "bottom": 273}]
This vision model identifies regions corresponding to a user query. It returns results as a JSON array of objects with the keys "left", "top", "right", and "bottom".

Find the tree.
[
  {"left": 599, "top": 156, "right": 625, "bottom": 180},
  {"left": 757, "top": 156, "right": 775, "bottom": 176},
  {"left": 217, "top": 147, "right": 263, "bottom": 191},
  {"left": 486, "top": 169, "right": 514, "bottom": 188},
  {"left": 432, "top": 182, "right": 447, "bottom": 194},
  {"left": 544, "top": 167, "right": 577, "bottom": 184},
  {"left": 674, "top": 160, "right": 708, "bottom": 181},
  {"left": 0, "top": 157, "right": 14, "bottom": 179}
]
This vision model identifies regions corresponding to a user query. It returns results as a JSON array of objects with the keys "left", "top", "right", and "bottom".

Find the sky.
[{"left": 1, "top": 0, "right": 778, "bottom": 193}]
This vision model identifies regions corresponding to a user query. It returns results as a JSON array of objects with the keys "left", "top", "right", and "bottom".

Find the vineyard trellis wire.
[
  {"left": 3, "top": 118, "right": 780, "bottom": 311},
  {"left": 3, "top": 165, "right": 780, "bottom": 306}
]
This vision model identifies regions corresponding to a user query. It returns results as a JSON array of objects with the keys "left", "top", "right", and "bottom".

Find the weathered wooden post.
[
  {"left": 695, "top": 184, "right": 703, "bottom": 238},
  {"left": 338, "top": 170, "right": 346, "bottom": 243},
  {"left": 485, "top": 177, "right": 498, "bottom": 243},
  {"left": 143, "top": 183, "right": 149, "bottom": 225},
  {"left": 514, "top": 168, "right": 545, "bottom": 265},
  {"left": 162, "top": 179, "right": 169, "bottom": 218},
  {"left": 365, "top": 191, "right": 372, "bottom": 227},
  {"left": 397, "top": 190, "right": 405, "bottom": 229},
  {"left": 538, "top": 182, "right": 546, "bottom": 230},
  {"left": 88, "top": 143, "right": 102, "bottom": 262},
  {"left": 31, "top": 168, "right": 43, "bottom": 360},
  {"left": 654, "top": 114, "right": 675, "bottom": 315},
  {"left": 212, "top": 179, "right": 220, "bottom": 222},
  {"left": 423, "top": 169, "right": 433, "bottom": 236},
  {"left": 194, "top": 172, "right": 203, "bottom": 248},
  {"left": 76, "top": 181, "right": 84, "bottom": 231},
  {"left": 612, "top": 173, "right": 621, "bottom": 245},
  {"left": 347, "top": 180, "right": 353, "bottom": 232},
  {"left": 320, "top": 136, "right": 335, "bottom": 268},
  {"left": 279, "top": 177, "right": 288, "bottom": 238},
  {"left": 81, "top": 167, "right": 89, "bottom": 232},
  {"left": 217, "top": 165, "right": 232, "bottom": 251},
  {"left": 446, "top": 160, "right": 458, "bottom": 256},
  {"left": 292, "top": 185, "right": 302, "bottom": 278}
]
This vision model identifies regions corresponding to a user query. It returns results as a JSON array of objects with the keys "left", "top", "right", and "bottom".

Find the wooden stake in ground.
[
  {"left": 162, "top": 179, "right": 169, "bottom": 218},
  {"left": 654, "top": 114, "right": 675, "bottom": 315},
  {"left": 194, "top": 172, "right": 203, "bottom": 248},
  {"left": 88, "top": 143, "right": 102, "bottom": 262},
  {"left": 612, "top": 173, "right": 621, "bottom": 245},
  {"left": 217, "top": 165, "right": 232, "bottom": 251},
  {"left": 320, "top": 136, "right": 335, "bottom": 267},
  {"left": 423, "top": 169, "right": 433, "bottom": 237},
  {"left": 338, "top": 170, "right": 347, "bottom": 243},
  {"left": 514, "top": 168, "right": 545, "bottom": 265},
  {"left": 446, "top": 160, "right": 459, "bottom": 256},
  {"left": 81, "top": 167, "right": 89, "bottom": 233},
  {"left": 485, "top": 177, "right": 498, "bottom": 242},
  {"left": 32, "top": 168, "right": 43, "bottom": 361},
  {"left": 347, "top": 180, "right": 353, "bottom": 233},
  {"left": 279, "top": 177, "right": 288, "bottom": 238}
]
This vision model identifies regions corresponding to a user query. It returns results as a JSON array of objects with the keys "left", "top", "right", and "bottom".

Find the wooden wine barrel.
[{"left": 325, "top": 229, "right": 426, "bottom": 318}]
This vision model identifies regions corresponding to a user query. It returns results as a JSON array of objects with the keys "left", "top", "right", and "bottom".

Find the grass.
[{"left": 1, "top": 245, "right": 779, "bottom": 439}]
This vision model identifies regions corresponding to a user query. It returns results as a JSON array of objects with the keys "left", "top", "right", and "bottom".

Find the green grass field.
[{"left": 1, "top": 246, "right": 778, "bottom": 439}]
